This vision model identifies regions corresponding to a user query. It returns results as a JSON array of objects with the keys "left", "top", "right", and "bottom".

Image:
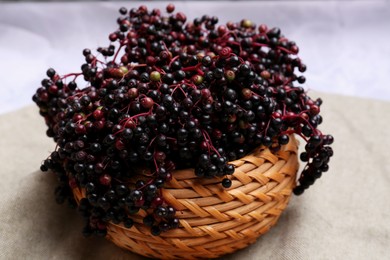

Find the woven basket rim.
[{"left": 72, "top": 135, "right": 299, "bottom": 259}]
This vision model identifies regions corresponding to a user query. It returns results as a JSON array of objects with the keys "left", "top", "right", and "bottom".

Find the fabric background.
[
  {"left": 1, "top": 1, "right": 390, "bottom": 115},
  {"left": 0, "top": 91, "right": 389, "bottom": 259}
]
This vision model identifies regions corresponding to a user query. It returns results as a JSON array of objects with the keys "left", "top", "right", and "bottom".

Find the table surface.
[
  {"left": 0, "top": 1, "right": 390, "bottom": 260},
  {"left": 0, "top": 1, "right": 390, "bottom": 115},
  {"left": 1, "top": 92, "right": 389, "bottom": 260}
]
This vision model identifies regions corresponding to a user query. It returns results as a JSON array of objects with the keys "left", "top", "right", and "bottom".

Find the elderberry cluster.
[{"left": 33, "top": 4, "right": 333, "bottom": 236}]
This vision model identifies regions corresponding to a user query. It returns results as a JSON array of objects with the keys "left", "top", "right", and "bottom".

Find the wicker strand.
[{"left": 73, "top": 135, "right": 299, "bottom": 259}]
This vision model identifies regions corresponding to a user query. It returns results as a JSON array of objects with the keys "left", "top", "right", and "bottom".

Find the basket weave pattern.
[{"left": 73, "top": 136, "right": 299, "bottom": 259}]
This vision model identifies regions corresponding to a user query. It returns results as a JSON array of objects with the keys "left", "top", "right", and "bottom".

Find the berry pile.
[{"left": 33, "top": 4, "right": 333, "bottom": 236}]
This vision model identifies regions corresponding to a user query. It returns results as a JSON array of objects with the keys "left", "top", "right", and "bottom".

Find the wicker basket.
[{"left": 73, "top": 135, "right": 299, "bottom": 259}]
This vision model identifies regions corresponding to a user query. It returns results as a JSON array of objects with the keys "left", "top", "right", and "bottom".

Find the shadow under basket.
[{"left": 73, "top": 135, "right": 299, "bottom": 259}]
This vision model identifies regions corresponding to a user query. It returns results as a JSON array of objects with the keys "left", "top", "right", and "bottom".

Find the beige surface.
[{"left": 0, "top": 92, "right": 389, "bottom": 260}]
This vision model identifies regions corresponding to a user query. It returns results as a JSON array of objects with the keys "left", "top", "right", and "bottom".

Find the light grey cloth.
[
  {"left": 0, "top": 92, "right": 389, "bottom": 259},
  {"left": 1, "top": 1, "right": 390, "bottom": 115}
]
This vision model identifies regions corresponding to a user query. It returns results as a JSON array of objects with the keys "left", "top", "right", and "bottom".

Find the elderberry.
[{"left": 34, "top": 3, "right": 333, "bottom": 238}]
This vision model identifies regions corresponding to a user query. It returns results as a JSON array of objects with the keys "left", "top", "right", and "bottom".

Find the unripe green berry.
[{"left": 150, "top": 71, "right": 161, "bottom": 82}]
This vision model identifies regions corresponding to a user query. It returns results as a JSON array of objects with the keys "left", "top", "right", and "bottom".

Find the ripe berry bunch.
[{"left": 33, "top": 4, "right": 333, "bottom": 237}]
